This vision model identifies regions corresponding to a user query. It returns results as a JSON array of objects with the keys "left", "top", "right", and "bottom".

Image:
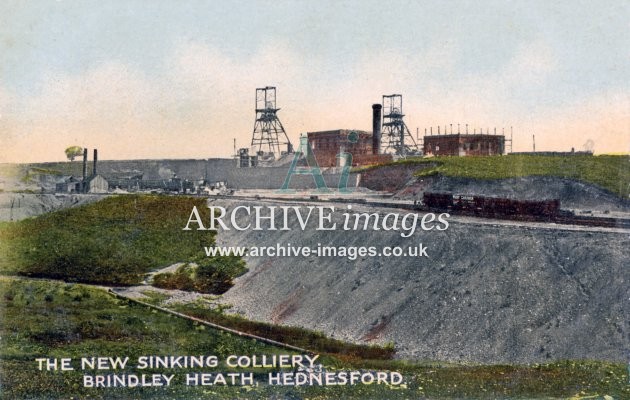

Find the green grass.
[
  {"left": 365, "top": 154, "right": 630, "bottom": 198},
  {"left": 0, "top": 278, "right": 296, "bottom": 399},
  {"left": 0, "top": 195, "right": 242, "bottom": 288},
  {"left": 138, "top": 290, "right": 172, "bottom": 305},
  {"left": 170, "top": 302, "right": 395, "bottom": 362},
  {"left": 1, "top": 278, "right": 628, "bottom": 399},
  {"left": 0, "top": 186, "right": 628, "bottom": 398},
  {"left": 152, "top": 257, "right": 247, "bottom": 295}
]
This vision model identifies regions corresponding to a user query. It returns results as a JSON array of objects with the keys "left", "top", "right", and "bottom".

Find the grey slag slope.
[
  {"left": 216, "top": 199, "right": 628, "bottom": 364},
  {"left": 0, "top": 193, "right": 105, "bottom": 221}
]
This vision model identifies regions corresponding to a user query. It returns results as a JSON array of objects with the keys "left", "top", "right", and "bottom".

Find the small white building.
[{"left": 83, "top": 174, "right": 109, "bottom": 193}]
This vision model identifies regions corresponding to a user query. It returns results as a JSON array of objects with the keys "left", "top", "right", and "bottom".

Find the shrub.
[{"left": 151, "top": 257, "right": 247, "bottom": 294}]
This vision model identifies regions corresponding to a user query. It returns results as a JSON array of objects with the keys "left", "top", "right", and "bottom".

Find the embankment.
[
  {"left": 357, "top": 164, "right": 629, "bottom": 212},
  {"left": 1, "top": 159, "right": 360, "bottom": 191},
  {"left": 216, "top": 198, "right": 628, "bottom": 364}
]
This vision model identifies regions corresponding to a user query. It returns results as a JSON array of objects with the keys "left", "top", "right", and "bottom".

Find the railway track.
[{"left": 209, "top": 193, "right": 630, "bottom": 230}]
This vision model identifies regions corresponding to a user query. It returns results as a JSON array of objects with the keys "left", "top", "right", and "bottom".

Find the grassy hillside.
[
  {"left": 0, "top": 278, "right": 296, "bottom": 399},
  {"left": 375, "top": 155, "right": 629, "bottom": 198},
  {"left": 1, "top": 278, "right": 627, "bottom": 399},
  {"left": 0, "top": 195, "right": 241, "bottom": 288}
]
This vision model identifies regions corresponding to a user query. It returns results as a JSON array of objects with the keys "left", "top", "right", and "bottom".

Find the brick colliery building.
[
  {"left": 307, "top": 129, "right": 392, "bottom": 167},
  {"left": 423, "top": 133, "right": 505, "bottom": 156}
]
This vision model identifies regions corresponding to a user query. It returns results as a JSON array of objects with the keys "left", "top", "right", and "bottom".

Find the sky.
[{"left": 0, "top": 0, "right": 628, "bottom": 162}]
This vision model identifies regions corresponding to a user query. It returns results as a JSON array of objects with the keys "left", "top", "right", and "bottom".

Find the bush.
[{"left": 151, "top": 257, "right": 247, "bottom": 294}]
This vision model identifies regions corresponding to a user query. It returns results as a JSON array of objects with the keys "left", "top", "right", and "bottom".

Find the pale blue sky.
[{"left": 1, "top": 0, "right": 628, "bottom": 161}]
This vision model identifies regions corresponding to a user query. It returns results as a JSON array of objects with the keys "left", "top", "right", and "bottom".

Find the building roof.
[
  {"left": 424, "top": 133, "right": 505, "bottom": 139},
  {"left": 307, "top": 129, "right": 370, "bottom": 136},
  {"left": 56, "top": 175, "right": 80, "bottom": 183},
  {"left": 84, "top": 174, "right": 108, "bottom": 184}
]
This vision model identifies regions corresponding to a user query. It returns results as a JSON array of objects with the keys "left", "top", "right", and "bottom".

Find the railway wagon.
[{"left": 423, "top": 192, "right": 560, "bottom": 219}]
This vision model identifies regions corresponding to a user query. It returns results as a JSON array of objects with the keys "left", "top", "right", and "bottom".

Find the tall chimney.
[
  {"left": 532, "top": 135, "right": 536, "bottom": 152},
  {"left": 82, "top": 148, "right": 88, "bottom": 180},
  {"left": 372, "top": 104, "right": 382, "bottom": 154},
  {"left": 93, "top": 149, "right": 98, "bottom": 176}
]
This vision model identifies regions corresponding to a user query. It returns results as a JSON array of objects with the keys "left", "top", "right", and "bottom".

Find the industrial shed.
[
  {"left": 55, "top": 176, "right": 81, "bottom": 193},
  {"left": 83, "top": 174, "right": 109, "bottom": 194},
  {"left": 423, "top": 133, "right": 505, "bottom": 156}
]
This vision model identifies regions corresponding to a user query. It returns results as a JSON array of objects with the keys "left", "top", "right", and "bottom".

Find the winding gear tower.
[
  {"left": 381, "top": 94, "right": 419, "bottom": 156},
  {"left": 250, "top": 86, "right": 293, "bottom": 158}
]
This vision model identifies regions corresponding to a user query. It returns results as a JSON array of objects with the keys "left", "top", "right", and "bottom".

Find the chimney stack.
[
  {"left": 82, "top": 148, "right": 88, "bottom": 180},
  {"left": 372, "top": 104, "right": 382, "bottom": 154},
  {"left": 93, "top": 149, "right": 98, "bottom": 176}
]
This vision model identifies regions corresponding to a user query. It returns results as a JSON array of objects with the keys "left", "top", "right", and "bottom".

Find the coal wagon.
[{"left": 423, "top": 192, "right": 560, "bottom": 220}]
